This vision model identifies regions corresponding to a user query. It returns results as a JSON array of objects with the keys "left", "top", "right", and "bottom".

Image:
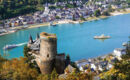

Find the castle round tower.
[{"left": 37, "top": 32, "right": 57, "bottom": 74}]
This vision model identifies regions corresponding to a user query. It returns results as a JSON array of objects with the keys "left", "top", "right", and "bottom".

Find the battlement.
[{"left": 40, "top": 32, "right": 57, "bottom": 40}]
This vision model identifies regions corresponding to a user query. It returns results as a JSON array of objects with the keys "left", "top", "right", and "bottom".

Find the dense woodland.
[{"left": 0, "top": 0, "right": 45, "bottom": 20}]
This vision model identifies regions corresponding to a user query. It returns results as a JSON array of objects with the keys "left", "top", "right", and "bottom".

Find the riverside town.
[{"left": 0, "top": 0, "right": 130, "bottom": 80}]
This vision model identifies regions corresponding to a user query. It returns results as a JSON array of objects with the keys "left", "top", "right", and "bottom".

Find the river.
[{"left": 0, "top": 14, "right": 130, "bottom": 61}]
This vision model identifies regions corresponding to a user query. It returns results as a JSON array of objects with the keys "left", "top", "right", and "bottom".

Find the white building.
[
  {"left": 113, "top": 48, "right": 126, "bottom": 60},
  {"left": 98, "top": 65, "right": 103, "bottom": 71},
  {"left": 91, "top": 63, "right": 96, "bottom": 70},
  {"left": 79, "top": 66, "right": 84, "bottom": 71},
  {"left": 106, "top": 63, "right": 113, "bottom": 70}
]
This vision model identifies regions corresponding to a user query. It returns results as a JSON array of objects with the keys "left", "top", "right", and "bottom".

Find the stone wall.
[
  {"left": 55, "top": 54, "right": 66, "bottom": 74},
  {"left": 37, "top": 59, "right": 55, "bottom": 74},
  {"left": 38, "top": 32, "right": 57, "bottom": 74},
  {"left": 40, "top": 32, "right": 57, "bottom": 61}
]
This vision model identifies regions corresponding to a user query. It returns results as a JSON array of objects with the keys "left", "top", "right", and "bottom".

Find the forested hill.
[
  {"left": 0, "top": 0, "right": 77, "bottom": 20},
  {"left": 0, "top": 0, "right": 47, "bottom": 20},
  {"left": 0, "top": 0, "right": 130, "bottom": 20}
]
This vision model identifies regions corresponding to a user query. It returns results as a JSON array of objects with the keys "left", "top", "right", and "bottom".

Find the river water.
[{"left": 0, "top": 14, "right": 130, "bottom": 61}]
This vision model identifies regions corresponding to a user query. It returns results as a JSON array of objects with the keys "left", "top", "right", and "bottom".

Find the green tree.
[
  {"left": 37, "top": 74, "right": 50, "bottom": 80},
  {"left": 108, "top": 5, "right": 113, "bottom": 12},
  {"left": 0, "top": 57, "right": 39, "bottom": 80},
  {"left": 94, "top": 9, "right": 101, "bottom": 17},
  {"left": 51, "top": 68, "right": 58, "bottom": 80},
  {"left": 23, "top": 45, "right": 40, "bottom": 72},
  {"left": 23, "top": 45, "right": 30, "bottom": 57},
  {"left": 80, "top": 16, "right": 86, "bottom": 21},
  {"left": 102, "top": 11, "right": 110, "bottom": 16}
]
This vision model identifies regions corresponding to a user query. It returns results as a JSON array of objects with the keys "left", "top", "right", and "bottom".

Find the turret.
[
  {"left": 36, "top": 32, "right": 57, "bottom": 74},
  {"left": 29, "top": 34, "right": 33, "bottom": 44},
  {"left": 27, "top": 35, "right": 33, "bottom": 47},
  {"left": 36, "top": 33, "right": 40, "bottom": 40}
]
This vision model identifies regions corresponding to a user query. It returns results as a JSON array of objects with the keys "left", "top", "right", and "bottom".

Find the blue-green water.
[{"left": 0, "top": 14, "right": 130, "bottom": 61}]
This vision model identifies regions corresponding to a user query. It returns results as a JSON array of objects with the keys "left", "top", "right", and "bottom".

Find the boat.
[
  {"left": 50, "top": 22, "right": 57, "bottom": 26},
  {"left": 9, "top": 29, "right": 17, "bottom": 33},
  {"left": 7, "top": 29, "right": 17, "bottom": 33},
  {"left": 94, "top": 34, "right": 111, "bottom": 39},
  {"left": 3, "top": 44, "right": 18, "bottom": 50},
  {"left": 49, "top": 22, "right": 57, "bottom": 26},
  {"left": 0, "top": 29, "right": 17, "bottom": 36},
  {"left": 21, "top": 25, "right": 28, "bottom": 29},
  {"left": 51, "top": 24, "right": 57, "bottom": 26}
]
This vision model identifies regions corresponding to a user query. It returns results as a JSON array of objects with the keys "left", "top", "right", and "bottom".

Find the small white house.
[
  {"left": 98, "top": 65, "right": 103, "bottom": 71},
  {"left": 91, "top": 63, "right": 96, "bottom": 70},
  {"left": 106, "top": 63, "right": 113, "bottom": 70},
  {"left": 113, "top": 48, "right": 126, "bottom": 59},
  {"left": 79, "top": 66, "right": 84, "bottom": 71}
]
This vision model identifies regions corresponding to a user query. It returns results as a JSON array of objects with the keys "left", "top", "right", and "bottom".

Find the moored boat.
[
  {"left": 94, "top": 34, "right": 111, "bottom": 39},
  {"left": 52, "top": 24, "right": 57, "bottom": 26},
  {"left": 50, "top": 22, "right": 57, "bottom": 26}
]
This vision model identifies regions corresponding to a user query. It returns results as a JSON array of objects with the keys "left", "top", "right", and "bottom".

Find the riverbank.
[
  {"left": 0, "top": 9, "right": 130, "bottom": 37},
  {"left": 110, "top": 8, "right": 130, "bottom": 16},
  {"left": 0, "top": 23, "right": 51, "bottom": 36}
]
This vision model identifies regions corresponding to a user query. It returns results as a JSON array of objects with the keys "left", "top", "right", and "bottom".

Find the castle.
[{"left": 27, "top": 32, "right": 70, "bottom": 74}]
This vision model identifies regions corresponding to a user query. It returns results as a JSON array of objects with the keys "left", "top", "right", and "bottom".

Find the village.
[
  {"left": 0, "top": 0, "right": 129, "bottom": 36},
  {"left": 74, "top": 48, "right": 126, "bottom": 72},
  {"left": 58, "top": 47, "right": 127, "bottom": 79}
]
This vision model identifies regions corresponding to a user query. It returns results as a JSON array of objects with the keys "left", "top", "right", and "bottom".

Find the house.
[
  {"left": 98, "top": 65, "right": 103, "bottom": 71},
  {"left": 75, "top": 59, "right": 89, "bottom": 67},
  {"left": 106, "top": 63, "right": 113, "bottom": 70},
  {"left": 113, "top": 48, "right": 126, "bottom": 59},
  {"left": 66, "top": 14, "right": 73, "bottom": 19},
  {"left": 64, "top": 65, "right": 75, "bottom": 74},
  {"left": 99, "top": 61, "right": 108, "bottom": 69},
  {"left": 102, "top": 4, "right": 108, "bottom": 8},
  {"left": 79, "top": 65, "right": 89, "bottom": 71},
  {"left": 91, "top": 63, "right": 97, "bottom": 70},
  {"left": 106, "top": 0, "right": 115, "bottom": 3},
  {"left": 75, "top": 59, "right": 93, "bottom": 72}
]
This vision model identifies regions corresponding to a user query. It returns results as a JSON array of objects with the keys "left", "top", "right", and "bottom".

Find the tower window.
[{"left": 47, "top": 54, "right": 49, "bottom": 57}]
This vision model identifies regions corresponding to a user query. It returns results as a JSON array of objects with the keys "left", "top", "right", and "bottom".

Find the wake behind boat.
[
  {"left": 3, "top": 42, "right": 27, "bottom": 50},
  {"left": 94, "top": 34, "right": 111, "bottom": 39},
  {"left": 3, "top": 44, "right": 18, "bottom": 50}
]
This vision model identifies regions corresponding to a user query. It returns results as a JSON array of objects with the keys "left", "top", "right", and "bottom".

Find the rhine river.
[{"left": 0, "top": 14, "right": 130, "bottom": 61}]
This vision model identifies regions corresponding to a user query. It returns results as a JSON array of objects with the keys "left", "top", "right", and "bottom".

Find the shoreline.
[{"left": 0, "top": 9, "right": 130, "bottom": 36}]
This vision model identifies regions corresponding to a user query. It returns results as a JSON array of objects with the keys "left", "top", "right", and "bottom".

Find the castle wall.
[
  {"left": 55, "top": 54, "right": 66, "bottom": 74},
  {"left": 40, "top": 38, "right": 57, "bottom": 61},
  {"left": 38, "top": 32, "right": 57, "bottom": 74},
  {"left": 36, "top": 59, "right": 55, "bottom": 74}
]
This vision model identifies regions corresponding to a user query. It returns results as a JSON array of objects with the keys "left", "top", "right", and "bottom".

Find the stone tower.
[{"left": 36, "top": 32, "right": 57, "bottom": 74}]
